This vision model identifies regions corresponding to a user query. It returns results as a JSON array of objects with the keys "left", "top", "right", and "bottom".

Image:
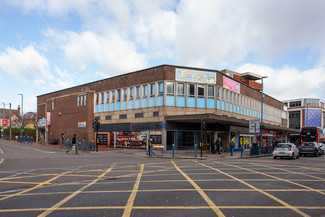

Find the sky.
[{"left": 1, "top": 0, "right": 325, "bottom": 113}]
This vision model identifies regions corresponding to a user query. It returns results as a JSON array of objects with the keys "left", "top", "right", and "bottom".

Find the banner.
[
  {"left": 223, "top": 76, "right": 240, "bottom": 93},
  {"left": 175, "top": 68, "right": 216, "bottom": 84}
]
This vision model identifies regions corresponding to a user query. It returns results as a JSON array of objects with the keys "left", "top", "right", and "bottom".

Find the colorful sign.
[
  {"left": 223, "top": 76, "right": 240, "bottom": 93},
  {"left": 175, "top": 68, "right": 216, "bottom": 84},
  {"left": 38, "top": 118, "right": 46, "bottom": 127},
  {"left": 2, "top": 119, "right": 8, "bottom": 126},
  {"left": 78, "top": 122, "right": 86, "bottom": 128},
  {"left": 305, "top": 109, "right": 321, "bottom": 127},
  {"left": 46, "top": 112, "right": 51, "bottom": 126}
]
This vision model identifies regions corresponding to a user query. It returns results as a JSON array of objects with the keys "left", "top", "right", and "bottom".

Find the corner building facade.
[{"left": 37, "top": 65, "right": 293, "bottom": 151}]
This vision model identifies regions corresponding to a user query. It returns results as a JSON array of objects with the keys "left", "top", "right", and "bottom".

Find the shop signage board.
[
  {"left": 223, "top": 76, "right": 240, "bottom": 93},
  {"left": 175, "top": 68, "right": 216, "bottom": 84},
  {"left": 249, "top": 120, "right": 260, "bottom": 133},
  {"left": 2, "top": 119, "right": 8, "bottom": 126}
]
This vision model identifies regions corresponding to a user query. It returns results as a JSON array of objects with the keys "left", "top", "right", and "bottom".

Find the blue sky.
[{"left": 1, "top": 0, "right": 325, "bottom": 113}]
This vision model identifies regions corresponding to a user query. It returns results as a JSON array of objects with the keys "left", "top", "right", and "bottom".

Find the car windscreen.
[
  {"left": 301, "top": 143, "right": 315, "bottom": 147},
  {"left": 277, "top": 144, "right": 290, "bottom": 148}
]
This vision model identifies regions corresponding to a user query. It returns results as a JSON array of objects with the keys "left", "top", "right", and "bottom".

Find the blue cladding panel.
[
  {"left": 111, "top": 103, "right": 115, "bottom": 111},
  {"left": 149, "top": 97, "right": 155, "bottom": 107},
  {"left": 222, "top": 101, "right": 225, "bottom": 110},
  {"left": 95, "top": 105, "right": 99, "bottom": 113},
  {"left": 226, "top": 102, "right": 229, "bottom": 111},
  {"left": 166, "top": 96, "right": 175, "bottom": 106},
  {"left": 100, "top": 104, "right": 104, "bottom": 112},
  {"left": 157, "top": 96, "right": 163, "bottom": 106},
  {"left": 217, "top": 100, "right": 220, "bottom": 109},
  {"left": 230, "top": 103, "right": 233, "bottom": 112},
  {"left": 187, "top": 97, "right": 195, "bottom": 108},
  {"left": 128, "top": 100, "right": 133, "bottom": 109},
  {"left": 207, "top": 99, "right": 215, "bottom": 109},
  {"left": 197, "top": 98, "right": 205, "bottom": 108},
  {"left": 177, "top": 96, "right": 185, "bottom": 107},
  {"left": 135, "top": 99, "right": 140, "bottom": 109},
  {"left": 116, "top": 102, "right": 120, "bottom": 111},
  {"left": 122, "top": 101, "right": 127, "bottom": 110},
  {"left": 105, "top": 103, "right": 109, "bottom": 112},
  {"left": 142, "top": 98, "right": 148, "bottom": 108}
]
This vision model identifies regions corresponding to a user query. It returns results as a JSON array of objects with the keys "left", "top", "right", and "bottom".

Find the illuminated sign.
[
  {"left": 223, "top": 76, "right": 240, "bottom": 93},
  {"left": 175, "top": 68, "right": 216, "bottom": 84}
]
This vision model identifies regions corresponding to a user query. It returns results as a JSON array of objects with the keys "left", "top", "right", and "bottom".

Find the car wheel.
[
  {"left": 273, "top": 156, "right": 277, "bottom": 159},
  {"left": 315, "top": 152, "right": 318, "bottom": 157}
]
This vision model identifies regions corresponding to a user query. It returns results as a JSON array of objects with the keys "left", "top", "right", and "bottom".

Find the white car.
[{"left": 273, "top": 143, "right": 300, "bottom": 159}]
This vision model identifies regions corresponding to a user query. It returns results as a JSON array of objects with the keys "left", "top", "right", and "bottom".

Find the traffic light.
[
  {"left": 201, "top": 119, "right": 206, "bottom": 131},
  {"left": 92, "top": 119, "right": 100, "bottom": 131}
]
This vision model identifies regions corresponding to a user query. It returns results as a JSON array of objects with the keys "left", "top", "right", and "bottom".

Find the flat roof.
[{"left": 241, "top": 72, "right": 264, "bottom": 81}]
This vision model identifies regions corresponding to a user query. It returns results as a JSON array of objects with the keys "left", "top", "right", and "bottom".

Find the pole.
[
  {"left": 2, "top": 102, "right": 4, "bottom": 140},
  {"left": 9, "top": 103, "right": 12, "bottom": 141},
  {"left": 200, "top": 118, "right": 203, "bottom": 158},
  {"left": 260, "top": 77, "right": 267, "bottom": 154},
  {"left": 19, "top": 94, "right": 23, "bottom": 142}
]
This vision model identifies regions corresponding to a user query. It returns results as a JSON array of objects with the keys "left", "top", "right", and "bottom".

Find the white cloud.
[
  {"left": 0, "top": 45, "right": 53, "bottom": 82},
  {"left": 236, "top": 63, "right": 325, "bottom": 101}
]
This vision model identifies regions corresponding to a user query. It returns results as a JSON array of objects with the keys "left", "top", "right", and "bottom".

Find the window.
[
  {"left": 129, "top": 87, "right": 134, "bottom": 99},
  {"left": 95, "top": 93, "right": 99, "bottom": 104},
  {"left": 105, "top": 115, "right": 111, "bottom": 120},
  {"left": 150, "top": 83, "right": 155, "bottom": 96},
  {"left": 135, "top": 113, "right": 143, "bottom": 118},
  {"left": 153, "top": 111, "right": 159, "bottom": 117},
  {"left": 143, "top": 85, "right": 148, "bottom": 97},
  {"left": 177, "top": 83, "right": 184, "bottom": 95},
  {"left": 106, "top": 92, "right": 109, "bottom": 103},
  {"left": 84, "top": 95, "right": 87, "bottom": 105},
  {"left": 80, "top": 95, "right": 84, "bottom": 106},
  {"left": 208, "top": 86, "right": 214, "bottom": 97},
  {"left": 111, "top": 90, "right": 115, "bottom": 101},
  {"left": 198, "top": 85, "right": 204, "bottom": 97},
  {"left": 167, "top": 82, "right": 174, "bottom": 94},
  {"left": 289, "top": 101, "right": 301, "bottom": 107},
  {"left": 117, "top": 89, "right": 121, "bottom": 101},
  {"left": 77, "top": 96, "right": 80, "bottom": 106},
  {"left": 158, "top": 82, "right": 164, "bottom": 95},
  {"left": 123, "top": 88, "right": 127, "bottom": 100},
  {"left": 188, "top": 84, "right": 195, "bottom": 96},
  {"left": 119, "top": 114, "right": 127, "bottom": 119},
  {"left": 101, "top": 92, "right": 104, "bottom": 104},
  {"left": 136, "top": 86, "right": 140, "bottom": 99},
  {"left": 216, "top": 86, "right": 220, "bottom": 99}
]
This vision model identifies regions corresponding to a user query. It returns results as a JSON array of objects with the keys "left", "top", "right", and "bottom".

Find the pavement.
[{"left": 2, "top": 139, "right": 271, "bottom": 160}]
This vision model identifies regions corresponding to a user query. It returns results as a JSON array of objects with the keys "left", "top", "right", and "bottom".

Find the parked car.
[
  {"left": 273, "top": 143, "right": 300, "bottom": 159},
  {"left": 299, "top": 142, "right": 322, "bottom": 157},
  {"left": 318, "top": 143, "right": 325, "bottom": 155}
]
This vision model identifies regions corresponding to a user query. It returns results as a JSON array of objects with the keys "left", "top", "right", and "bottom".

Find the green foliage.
[{"left": 3, "top": 127, "right": 36, "bottom": 137}]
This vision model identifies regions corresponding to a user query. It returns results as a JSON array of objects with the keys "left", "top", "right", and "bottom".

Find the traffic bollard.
[
  {"left": 172, "top": 144, "right": 175, "bottom": 157},
  {"left": 92, "top": 140, "right": 94, "bottom": 152},
  {"left": 83, "top": 140, "right": 85, "bottom": 150},
  {"left": 195, "top": 144, "right": 197, "bottom": 158},
  {"left": 30, "top": 137, "right": 33, "bottom": 144}
]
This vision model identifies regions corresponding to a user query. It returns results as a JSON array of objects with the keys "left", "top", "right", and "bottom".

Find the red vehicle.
[{"left": 300, "top": 126, "right": 325, "bottom": 143}]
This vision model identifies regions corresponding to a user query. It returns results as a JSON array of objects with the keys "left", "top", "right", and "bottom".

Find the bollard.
[
  {"left": 67, "top": 139, "right": 70, "bottom": 149},
  {"left": 83, "top": 140, "right": 85, "bottom": 150},
  {"left": 195, "top": 144, "right": 197, "bottom": 159},
  {"left": 60, "top": 139, "right": 62, "bottom": 148},
  {"left": 31, "top": 137, "right": 33, "bottom": 144},
  {"left": 92, "top": 140, "right": 94, "bottom": 152},
  {"left": 27, "top": 136, "right": 29, "bottom": 144},
  {"left": 20, "top": 136, "right": 22, "bottom": 143},
  {"left": 172, "top": 144, "right": 175, "bottom": 157},
  {"left": 75, "top": 142, "right": 78, "bottom": 154},
  {"left": 241, "top": 147, "right": 243, "bottom": 158}
]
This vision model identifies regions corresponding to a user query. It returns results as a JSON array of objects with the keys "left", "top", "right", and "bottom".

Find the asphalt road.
[{"left": 0, "top": 141, "right": 325, "bottom": 217}]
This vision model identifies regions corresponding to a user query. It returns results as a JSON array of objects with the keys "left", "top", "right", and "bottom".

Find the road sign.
[
  {"left": 249, "top": 120, "right": 260, "bottom": 133},
  {"left": 2, "top": 119, "right": 8, "bottom": 126}
]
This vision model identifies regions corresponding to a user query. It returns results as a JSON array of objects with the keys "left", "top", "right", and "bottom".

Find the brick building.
[{"left": 37, "top": 65, "right": 296, "bottom": 150}]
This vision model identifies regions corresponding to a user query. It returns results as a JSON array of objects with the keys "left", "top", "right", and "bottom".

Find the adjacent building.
[{"left": 37, "top": 65, "right": 296, "bottom": 150}]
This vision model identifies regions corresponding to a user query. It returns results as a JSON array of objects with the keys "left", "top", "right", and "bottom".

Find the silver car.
[
  {"left": 273, "top": 143, "right": 300, "bottom": 159},
  {"left": 318, "top": 143, "right": 325, "bottom": 155}
]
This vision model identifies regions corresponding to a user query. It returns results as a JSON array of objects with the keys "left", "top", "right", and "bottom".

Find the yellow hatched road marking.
[
  {"left": 122, "top": 164, "right": 144, "bottom": 217},
  {"left": 199, "top": 162, "right": 310, "bottom": 217},
  {"left": 0, "top": 170, "right": 74, "bottom": 201},
  {"left": 37, "top": 167, "right": 113, "bottom": 217},
  {"left": 172, "top": 161, "right": 225, "bottom": 217},
  {"left": 1, "top": 205, "right": 325, "bottom": 213}
]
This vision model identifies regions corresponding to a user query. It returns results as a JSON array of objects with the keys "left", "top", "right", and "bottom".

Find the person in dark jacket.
[
  {"left": 229, "top": 138, "right": 235, "bottom": 156},
  {"left": 215, "top": 138, "right": 222, "bottom": 154}
]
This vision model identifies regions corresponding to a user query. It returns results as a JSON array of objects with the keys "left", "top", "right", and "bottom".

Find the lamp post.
[
  {"left": 19, "top": 94, "right": 23, "bottom": 142},
  {"left": 1, "top": 102, "right": 5, "bottom": 140},
  {"left": 260, "top": 76, "right": 268, "bottom": 154}
]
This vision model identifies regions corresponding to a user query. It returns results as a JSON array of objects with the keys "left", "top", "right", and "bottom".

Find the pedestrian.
[
  {"left": 219, "top": 138, "right": 225, "bottom": 153},
  {"left": 230, "top": 138, "right": 235, "bottom": 156},
  {"left": 215, "top": 138, "right": 222, "bottom": 154},
  {"left": 66, "top": 134, "right": 77, "bottom": 154}
]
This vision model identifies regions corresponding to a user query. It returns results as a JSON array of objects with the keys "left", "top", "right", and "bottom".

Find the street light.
[
  {"left": 1, "top": 102, "right": 5, "bottom": 140},
  {"left": 260, "top": 76, "right": 268, "bottom": 154},
  {"left": 19, "top": 94, "right": 23, "bottom": 142}
]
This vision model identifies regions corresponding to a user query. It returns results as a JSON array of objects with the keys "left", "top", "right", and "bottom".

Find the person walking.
[
  {"left": 229, "top": 138, "right": 235, "bottom": 156},
  {"left": 66, "top": 134, "right": 77, "bottom": 154},
  {"left": 219, "top": 138, "right": 225, "bottom": 153},
  {"left": 215, "top": 138, "right": 222, "bottom": 154}
]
